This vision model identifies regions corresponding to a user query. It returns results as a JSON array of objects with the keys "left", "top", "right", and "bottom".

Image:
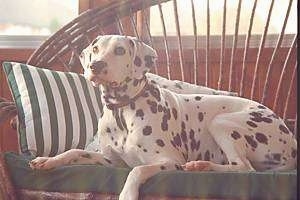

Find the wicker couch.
[{"left": 0, "top": 0, "right": 297, "bottom": 199}]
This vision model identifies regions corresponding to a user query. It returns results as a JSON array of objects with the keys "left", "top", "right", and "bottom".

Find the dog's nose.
[{"left": 90, "top": 60, "right": 108, "bottom": 74}]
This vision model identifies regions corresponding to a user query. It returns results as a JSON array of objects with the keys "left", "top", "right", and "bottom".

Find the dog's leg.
[
  {"left": 30, "top": 149, "right": 119, "bottom": 170},
  {"left": 119, "top": 162, "right": 180, "bottom": 200},
  {"left": 197, "top": 112, "right": 256, "bottom": 172}
]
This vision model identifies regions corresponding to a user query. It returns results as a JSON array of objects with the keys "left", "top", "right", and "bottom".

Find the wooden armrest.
[
  {"left": 0, "top": 153, "right": 17, "bottom": 200},
  {"left": 0, "top": 98, "right": 17, "bottom": 129}
]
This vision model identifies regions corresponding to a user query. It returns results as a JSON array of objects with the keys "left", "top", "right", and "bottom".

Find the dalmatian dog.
[
  {"left": 30, "top": 35, "right": 297, "bottom": 200},
  {"left": 80, "top": 35, "right": 237, "bottom": 152}
]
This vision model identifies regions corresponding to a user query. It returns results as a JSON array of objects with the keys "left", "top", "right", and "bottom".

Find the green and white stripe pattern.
[{"left": 3, "top": 62, "right": 103, "bottom": 156}]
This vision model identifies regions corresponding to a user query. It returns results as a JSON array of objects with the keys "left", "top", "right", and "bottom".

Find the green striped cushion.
[{"left": 3, "top": 62, "right": 103, "bottom": 157}]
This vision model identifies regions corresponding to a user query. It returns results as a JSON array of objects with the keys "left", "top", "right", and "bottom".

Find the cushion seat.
[{"left": 4, "top": 152, "right": 297, "bottom": 199}]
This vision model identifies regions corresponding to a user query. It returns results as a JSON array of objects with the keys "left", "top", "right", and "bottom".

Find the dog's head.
[{"left": 80, "top": 35, "right": 157, "bottom": 88}]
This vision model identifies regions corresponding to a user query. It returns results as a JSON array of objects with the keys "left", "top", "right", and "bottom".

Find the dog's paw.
[
  {"left": 29, "top": 157, "right": 57, "bottom": 170},
  {"left": 119, "top": 184, "right": 139, "bottom": 200},
  {"left": 182, "top": 160, "right": 212, "bottom": 171},
  {"left": 119, "top": 190, "right": 138, "bottom": 200}
]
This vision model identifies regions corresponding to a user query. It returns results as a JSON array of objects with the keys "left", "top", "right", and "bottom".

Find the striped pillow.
[{"left": 3, "top": 62, "right": 103, "bottom": 157}]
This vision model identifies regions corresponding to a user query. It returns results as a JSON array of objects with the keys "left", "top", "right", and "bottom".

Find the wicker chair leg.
[{"left": 0, "top": 153, "right": 17, "bottom": 200}]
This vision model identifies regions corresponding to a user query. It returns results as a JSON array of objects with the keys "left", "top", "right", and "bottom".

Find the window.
[
  {"left": 0, "top": 0, "right": 78, "bottom": 48},
  {"left": 0, "top": 0, "right": 78, "bottom": 35},
  {"left": 150, "top": 0, "right": 297, "bottom": 36}
]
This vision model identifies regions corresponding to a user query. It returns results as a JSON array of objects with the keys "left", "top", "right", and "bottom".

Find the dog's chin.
[
  {"left": 91, "top": 81, "right": 100, "bottom": 87},
  {"left": 88, "top": 77, "right": 106, "bottom": 87}
]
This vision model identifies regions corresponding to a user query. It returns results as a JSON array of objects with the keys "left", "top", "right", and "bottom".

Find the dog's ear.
[
  {"left": 128, "top": 37, "right": 158, "bottom": 79},
  {"left": 79, "top": 36, "right": 102, "bottom": 69},
  {"left": 79, "top": 45, "right": 91, "bottom": 70}
]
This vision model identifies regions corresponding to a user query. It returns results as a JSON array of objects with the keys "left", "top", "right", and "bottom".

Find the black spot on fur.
[
  {"left": 144, "top": 55, "right": 154, "bottom": 68},
  {"left": 156, "top": 139, "right": 165, "bottom": 147},
  {"left": 258, "top": 105, "right": 267, "bottom": 109},
  {"left": 220, "top": 149, "right": 224, "bottom": 155},
  {"left": 273, "top": 153, "right": 281, "bottom": 161},
  {"left": 148, "top": 84, "right": 161, "bottom": 101},
  {"left": 180, "top": 122, "right": 188, "bottom": 145},
  {"left": 143, "top": 126, "right": 152, "bottom": 136},
  {"left": 161, "top": 108, "right": 171, "bottom": 131},
  {"left": 150, "top": 80, "right": 157, "bottom": 84},
  {"left": 246, "top": 121, "right": 258, "bottom": 128},
  {"left": 249, "top": 111, "right": 273, "bottom": 123},
  {"left": 185, "top": 114, "right": 189, "bottom": 121},
  {"left": 189, "top": 129, "right": 200, "bottom": 151},
  {"left": 172, "top": 108, "right": 178, "bottom": 120},
  {"left": 222, "top": 161, "right": 228, "bottom": 165},
  {"left": 231, "top": 162, "right": 238, "bottom": 165},
  {"left": 255, "top": 132, "right": 268, "bottom": 145},
  {"left": 175, "top": 164, "right": 184, "bottom": 170},
  {"left": 114, "top": 46, "right": 126, "bottom": 55},
  {"left": 181, "top": 131, "right": 187, "bottom": 143},
  {"left": 130, "top": 102, "right": 136, "bottom": 110},
  {"left": 196, "top": 153, "right": 202, "bottom": 160},
  {"left": 291, "top": 148, "right": 297, "bottom": 158},
  {"left": 279, "top": 124, "right": 290, "bottom": 134},
  {"left": 133, "top": 79, "right": 140, "bottom": 86},
  {"left": 160, "top": 165, "right": 166, "bottom": 170},
  {"left": 204, "top": 150, "right": 210, "bottom": 161},
  {"left": 136, "top": 109, "right": 144, "bottom": 119},
  {"left": 172, "top": 133, "right": 182, "bottom": 147},
  {"left": 106, "top": 127, "right": 111, "bottom": 133},
  {"left": 231, "top": 131, "right": 241, "bottom": 140},
  {"left": 262, "top": 117, "right": 272, "bottom": 123},
  {"left": 134, "top": 56, "right": 142, "bottom": 67},
  {"left": 158, "top": 105, "right": 163, "bottom": 112},
  {"left": 264, "top": 154, "right": 281, "bottom": 165},
  {"left": 195, "top": 96, "right": 202, "bottom": 101},
  {"left": 268, "top": 113, "right": 279, "bottom": 119},
  {"left": 147, "top": 100, "right": 158, "bottom": 113},
  {"left": 198, "top": 112, "right": 204, "bottom": 122},
  {"left": 175, "top": 83, "right": 183, "bottom": 89},
  {"left": 161, "top": 121, "right": 168, "bottom": 131},
  {"left": 244, "top": 135, "right": 258, "bottom": 148},
  {"left": 104, "top": 158, "right": 112, "bottom": 164},
  {"left": 81, "top": 153, "right": 92, "bottom": 159},
  {"left": 141, "top": 91, "right": 149, "bottom": 98},
  {"left": 182, "top": 152, "right": 188, "bottom": 161}
]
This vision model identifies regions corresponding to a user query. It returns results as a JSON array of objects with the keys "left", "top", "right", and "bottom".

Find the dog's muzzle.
[{"left": 90, "top": 60, "right": 108, "bottom": 74}]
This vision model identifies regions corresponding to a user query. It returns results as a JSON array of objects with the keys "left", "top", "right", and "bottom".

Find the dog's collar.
[{"left": 106, "top": 80, "right": 149, "bottom": 110}]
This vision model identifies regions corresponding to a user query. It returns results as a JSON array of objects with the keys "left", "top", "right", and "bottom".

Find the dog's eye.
[
  {"left": 114, "top": 46, "right": 126, "bottom": 55},
  {"left": 93, "top": 46, "right": 99, "bottom": 53}
]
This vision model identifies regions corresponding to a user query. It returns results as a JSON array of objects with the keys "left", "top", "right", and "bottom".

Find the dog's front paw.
[
  {"left": 29, "top": 157, "right": 57, "bottom": 170},
  {"left": 119, "top": 186, "right": 139, "bottom": 200},
  {"left": 119, "top": 191, "right": 138, "bottom": 200},
  {"left": 182, "top": 160, "right": 212, "bottom": 171}
]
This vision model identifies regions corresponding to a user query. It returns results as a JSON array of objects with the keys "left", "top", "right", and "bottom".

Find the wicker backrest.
[{"left": 26, "top": 0, "right": 297, "bottom": 132}]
